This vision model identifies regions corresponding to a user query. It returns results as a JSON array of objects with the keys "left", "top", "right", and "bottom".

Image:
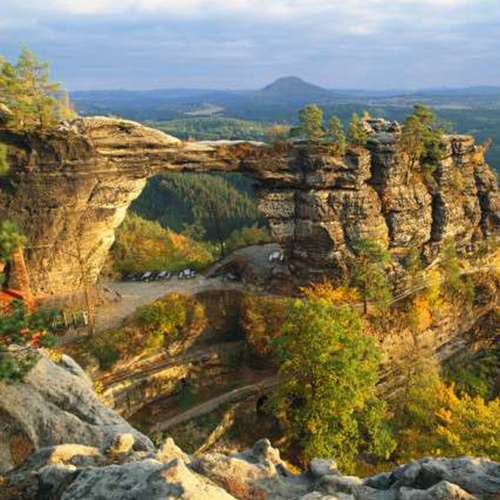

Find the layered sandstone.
[{"left": 0, "top": 117, "right": 499, "bottom": 300}]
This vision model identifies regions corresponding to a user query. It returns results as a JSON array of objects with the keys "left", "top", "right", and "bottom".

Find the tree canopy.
[
  {"left": 0, "top": 46, "right": 76, "bottom": 130},
  {"left": 269, "top": 298, "right": 395, "bottom": 471}
]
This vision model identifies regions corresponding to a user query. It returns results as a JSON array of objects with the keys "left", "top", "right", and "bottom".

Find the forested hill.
[{"left": 131, "top": 173, "right": 266, "bottom": 242}]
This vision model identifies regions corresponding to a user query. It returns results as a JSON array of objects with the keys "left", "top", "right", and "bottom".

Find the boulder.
[{"left": 0, "top": 353, "right": 154, "bottom": 474}]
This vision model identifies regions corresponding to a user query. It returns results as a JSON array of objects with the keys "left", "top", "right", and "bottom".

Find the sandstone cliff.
[{"left": 0, "top": 117, "right": 499, "bottom": 300}]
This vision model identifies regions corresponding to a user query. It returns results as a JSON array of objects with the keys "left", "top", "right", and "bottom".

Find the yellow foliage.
[
  {"left": 425, "top": 269, "right": 442, "bottom": 308},
  {"left": 407, "top": 295, "right": 433, "bottom": 331},
  {"left": 301, "top": 282, "right": 360, "bottom": 306},
  {"left": 113, "top": 213, "right": 214, "bottom": 273},
  {"left": 435, "top": 385, "right": 500, "bottom": 461},
  {"left": 239, "top": 295, "right": 289, "bottom": 358}
]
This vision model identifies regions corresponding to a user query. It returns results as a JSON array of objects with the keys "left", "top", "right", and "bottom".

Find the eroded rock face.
[
  {"left": 0, "top": 117, "right": 499, "bottom": 300},
  {"left": 3, "top": 437, "right": 500, "bottom": 500},
  {"left": 0, "top": 353, "right": 154, "bottom": 474}
]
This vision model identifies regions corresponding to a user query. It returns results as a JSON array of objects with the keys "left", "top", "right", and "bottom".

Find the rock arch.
[{"left": 0, "top": 117, "right": 499, "bottom": 302}]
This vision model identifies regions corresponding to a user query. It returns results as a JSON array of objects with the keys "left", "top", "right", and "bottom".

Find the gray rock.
[
  {"left": 0, "top": 354, "right": 154, "bottom": 474},
  {"left": 310, "top": 458, "right": 341, "bottom": 478},
  {"left": 398, "top": 480, "right": 477, "bottom": 500}
]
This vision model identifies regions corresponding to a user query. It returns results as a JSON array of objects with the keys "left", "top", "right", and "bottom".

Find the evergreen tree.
[
  {"left": 348, "top": 238, "right": 392, "bottom": 315},
  {"left": 298, "top": 104, "right": 325, "bottom": 142},
  {"left": 269, "top": 298, "right": 395, "bottom": 471},
  {"left": 0, "top": 46, "right": 76, "bottom": 130},
  {"left": 440, "top": 240, "right": 475, "bottom": 306},
  {"left": 347, "top": 113, "right": 368, "bottom": 147},
  {"left": 398, "top": 104, "right": 444, "bottom": 173},
  {"left": 326, "top": 116, "right": 346, "bottom": 156}
]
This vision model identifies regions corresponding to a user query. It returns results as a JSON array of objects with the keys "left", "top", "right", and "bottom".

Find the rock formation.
[
  {"left": 0, "top": 353, "right": 154, "bottom": 474},
  {"left": 0, "top": 116, "right": 499, "bottom": 300},
  {"left": 3, "top": 435, "right": 500, "bottom": 499}
]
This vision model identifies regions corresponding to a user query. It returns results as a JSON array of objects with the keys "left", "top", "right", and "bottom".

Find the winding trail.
[{"left": 151, "top": 375, "right": 285, "bottom": 433}]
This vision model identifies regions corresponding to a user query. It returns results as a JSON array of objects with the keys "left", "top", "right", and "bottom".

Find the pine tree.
[
  {"left": 298, "top": 104, "right": 325, "bottom": 142},
  {"left": 0, "top": 46, "right": 76, "bottom": 130},
  {"left": 326, "top": 116, "right": 346, "bottom": 156},
  {"left": 347, "top": 113, "right": 368, "bottom": 147},
  {"left": 348, "top": 238, "right": 392, "bottom": 315},
  {"left": 398, "top": 104, "right": 444, "bottom": 174}
]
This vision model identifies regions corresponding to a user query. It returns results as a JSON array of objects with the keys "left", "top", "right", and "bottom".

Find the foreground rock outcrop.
[
  {"left": 0, "top": 117, "right": 499, "bottom": 300},
  {"left": 0, "top": 353, "right": 154, "bottom": 474},
  {"left": 3, "top": 437, "right": 500, "bottom": 500}
]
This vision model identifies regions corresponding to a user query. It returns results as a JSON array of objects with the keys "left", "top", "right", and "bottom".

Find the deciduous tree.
[{"left": 269, "top": 299, "right": 395, "bottom": 471}]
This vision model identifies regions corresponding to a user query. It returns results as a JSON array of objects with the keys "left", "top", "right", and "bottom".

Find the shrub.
[{"left": 136, "top": 295, "right": 188, "bottom": 348}]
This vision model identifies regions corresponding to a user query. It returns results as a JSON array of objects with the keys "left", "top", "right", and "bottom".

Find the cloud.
[{"left": 0, "top": 0, "right": 498, "bottom": 89}]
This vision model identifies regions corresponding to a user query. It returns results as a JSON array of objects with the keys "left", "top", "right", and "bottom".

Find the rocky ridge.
[
  {"left": 0, "top": 116, "right": 499, "bottom": 299},
  {"left": 2, "top": 353, "right": 500, "bottom": 500},
  {"left": 4, "top": 435, "right": 500, "bottom": 499}
]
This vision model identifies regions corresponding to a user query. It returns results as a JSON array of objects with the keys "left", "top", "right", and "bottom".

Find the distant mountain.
[
  {"left": 70, "top": 79, "right": 500, "bottom": 122},
  {"left": 261, "top": 76, "right": 332, "bottom": 97}
]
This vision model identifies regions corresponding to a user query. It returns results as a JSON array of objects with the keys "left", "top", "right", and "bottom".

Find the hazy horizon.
[{"left": 1, "top": 1, "right": 500, "bottom": 91}]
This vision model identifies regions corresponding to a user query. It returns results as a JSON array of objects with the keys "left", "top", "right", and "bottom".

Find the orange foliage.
[{"left": 239, "top": 294, "right": 289, "bottom": 358}]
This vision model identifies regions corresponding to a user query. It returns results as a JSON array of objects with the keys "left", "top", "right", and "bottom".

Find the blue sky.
[{"left": 1, "top": 0, "right": 499, "bottom": 90}]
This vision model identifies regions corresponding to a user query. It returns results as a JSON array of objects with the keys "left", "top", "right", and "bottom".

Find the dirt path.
[
  {"left": 96, "top": 276, "right": 245, "bottom": 332},
  {"left": 151, "top": 375, "right": 284, "bottom": 433}
]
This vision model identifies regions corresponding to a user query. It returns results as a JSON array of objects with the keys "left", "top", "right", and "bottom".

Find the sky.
[{"left": 0, "top": 0, "right": 499, "bottom": 90}]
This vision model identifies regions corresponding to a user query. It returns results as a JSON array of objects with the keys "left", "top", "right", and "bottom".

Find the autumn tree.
[
  {"left": 0, "top": 221, "right": 57, "bottom": 383},
  {"left": 347, "top": 113, "right": 368, "bottom": 147},
  {"left": 269, "top": 298, "right": 395, "bottom": 471},
  {"left": 0, "top": 46, "right": 76, "bottom": 130},
  {"left": 348, "top": 238, "right": 392, "bottom": 315},
  {"left": 298, "top": 104, "right": 325, "bottom": 142},
  {"left": 326, "top": 116, "right": 346, "bottom": 156}
]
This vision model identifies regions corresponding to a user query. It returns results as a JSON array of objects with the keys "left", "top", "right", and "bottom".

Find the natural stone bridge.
[{"left": 0, "top": 116, "right": 499, "bottom": 302}]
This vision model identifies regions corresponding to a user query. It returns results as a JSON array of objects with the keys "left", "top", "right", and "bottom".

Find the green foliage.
[
  {"left": 348, "top": 239, "right": 393, "bottom": 315},
  {"left": 136, "top": 297, "right": 188, "bottom": 348},
  {"left": 443, "top": 353, "right": 499, "bottom": 400},
  {"left": 399, "top": 104, "right": 445, "bottom": 174},
  {"left": 269, "top": 299, "right": 395, "bottom": 471},
  {"left": 326, "top": 116, "right": 346, "bottom": 156},
  {"left": 95, "top": 344, "right": 120, "bottom": 371},
  {"left": 132, "top": 174, "right": 264, "bottom": 249},
  {"left": 0, "top": 301, "right": 58, "bottom": 383},
  {"left": 225, "top": 225, "right": 272, "bottom": 253},
  {"left": 147, "top": 117, "right": 273, "bottom": 141},
  {"left": 112, "top": 212, "right": 214, "bottom": 274},
  {"left": 0, "top": 220, "right": 27, "bottom": 263},
  {"left": 440, "top": 240, "right": 475, "bottom": 306},
  {"left": 298, "top": 104, "right": 325, "bottom": 142},
  {"left": 347, "top": 113, "right": 368, "bottom": 147},
  {"left": 0, "top": 143, "right": 9, "bottom": 176},
  {"left": 0, "top": 46, "right": 76, "bottom": 130}
]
